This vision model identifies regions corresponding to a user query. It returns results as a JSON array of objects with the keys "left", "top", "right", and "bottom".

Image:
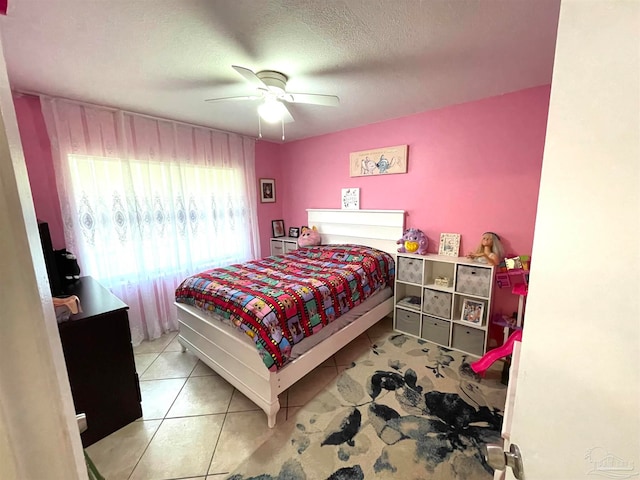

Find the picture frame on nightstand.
[{"left": 272, "top": 219, "right": 285, "bottom": 238}]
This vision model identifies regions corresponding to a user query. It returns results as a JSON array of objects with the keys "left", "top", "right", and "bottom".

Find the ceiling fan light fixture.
[
  {"left": 205, "top": 66, "right": 338, "bottom": 138},
  {"left": 258, "top": 97, "right": 286, "bottom": 123}
]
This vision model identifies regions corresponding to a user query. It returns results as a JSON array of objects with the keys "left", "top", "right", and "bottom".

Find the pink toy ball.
[{"left": 397, "top": 228, "right": 428, "bottom": 255}]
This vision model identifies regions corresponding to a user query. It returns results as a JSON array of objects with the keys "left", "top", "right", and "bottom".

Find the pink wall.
[
  {"left": 256, "top": 86, "right": 551, "bottom": 332},
  {"left": 15, "top": 88, "right": 549, "bottom": 259},
  {"left": 13, "top": 93, "right": 65, "bottom": 249},
  {"left": 274, "top": 86, "right": 550, "bottom": 257},
  {"left": 255, "top": 141, "right": 284, "bottom": 256}
]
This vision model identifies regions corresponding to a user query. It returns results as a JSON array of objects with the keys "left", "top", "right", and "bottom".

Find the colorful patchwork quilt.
[{"left": 175, "top": 244, "right": 395, "bottom": 371}]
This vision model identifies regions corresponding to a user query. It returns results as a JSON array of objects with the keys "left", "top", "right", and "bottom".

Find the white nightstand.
[{"left": 270, "top": 237, "right": 298, "bottom": 256}]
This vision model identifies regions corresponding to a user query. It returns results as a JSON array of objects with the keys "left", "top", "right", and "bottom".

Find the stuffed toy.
[
  {"left": 298, "top": 226, "right": 321, "bottom": 247},
  {"left": 397, "top": 228, "right": 428, "bottom": 255}
]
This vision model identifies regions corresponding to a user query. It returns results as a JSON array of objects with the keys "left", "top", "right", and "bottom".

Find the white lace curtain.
[{"left": 41, "top": 97, "right": 260, "bottom": 345}]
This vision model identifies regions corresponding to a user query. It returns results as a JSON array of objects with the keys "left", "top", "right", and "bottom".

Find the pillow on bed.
[{"left": 298, "top": 226, "right": 321, "bottom": 247}]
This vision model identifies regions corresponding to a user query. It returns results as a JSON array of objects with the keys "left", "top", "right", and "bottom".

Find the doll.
[{"left": 467, "top": 232, "right": 504, "bottom": 266}]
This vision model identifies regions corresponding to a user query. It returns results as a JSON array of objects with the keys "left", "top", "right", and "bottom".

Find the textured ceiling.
[{"left": 0, "top": 0, "right": 561, "bottom": 142}]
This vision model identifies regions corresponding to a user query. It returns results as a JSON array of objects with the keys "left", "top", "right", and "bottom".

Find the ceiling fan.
[{"left": 205, "top": 65, "right": 340, "bottom": 125}]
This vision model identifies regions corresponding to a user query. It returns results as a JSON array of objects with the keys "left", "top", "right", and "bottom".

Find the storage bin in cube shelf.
[
  {"left": 397, "top": 257, "right": 423, "bottom": 283},
  {"left": 456, "top": 265, "right": 491, "bottom": 297},
  {"left": 421, "top": 317, "right": 450, "bottom": 346},
  {"left": 423, "top": 289, "right": 452, "bottom": 319},
  {"left": 451, "top": 324, "right": 485, "bottom": 357},
  {"left": 395, "top": 309, "right": 421, "bottom": 337}
]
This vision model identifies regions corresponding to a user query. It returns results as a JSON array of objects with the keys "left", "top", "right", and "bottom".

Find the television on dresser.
[{"left": 37, "top": 221, "right": 63, "bottom": 296}]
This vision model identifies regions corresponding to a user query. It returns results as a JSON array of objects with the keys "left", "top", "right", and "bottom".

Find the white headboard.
[{"left": 307, "top": 209, "right": 405, "bottom": 255}]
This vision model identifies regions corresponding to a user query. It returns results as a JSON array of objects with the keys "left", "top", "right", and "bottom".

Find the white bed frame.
[{"left": 176, "top": 209, "right": 405, "bottom": 427}]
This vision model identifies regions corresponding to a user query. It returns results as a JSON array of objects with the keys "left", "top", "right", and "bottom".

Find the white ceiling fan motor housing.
[{"left": 256, "top": 70, "right": 288, "bottom": 95}]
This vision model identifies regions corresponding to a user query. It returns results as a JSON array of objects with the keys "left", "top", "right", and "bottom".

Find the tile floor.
[{"left": 86, "top": 316, "right": 394, "bottom": 480}]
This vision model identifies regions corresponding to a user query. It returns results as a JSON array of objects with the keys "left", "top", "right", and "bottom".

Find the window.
[{"left": 68, "top": 154, "right": 253, "bottom": 282}]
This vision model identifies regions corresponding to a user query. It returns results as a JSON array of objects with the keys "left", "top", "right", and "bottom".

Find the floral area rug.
[{"left": 228, "top": 333, "right": 507, "bottom": 480}]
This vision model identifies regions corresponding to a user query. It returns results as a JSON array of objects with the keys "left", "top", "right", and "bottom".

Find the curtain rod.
[{"left": 13, "top": 89, "right": 255, "bottom": 140}]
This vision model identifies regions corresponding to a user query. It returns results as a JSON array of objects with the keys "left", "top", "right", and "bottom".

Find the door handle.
[{"left": 486, "top": 443, "right": 524, "bottom": 479}]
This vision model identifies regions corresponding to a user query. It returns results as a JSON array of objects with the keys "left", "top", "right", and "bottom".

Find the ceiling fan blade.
[
  {"left": 232, "top": 65, "right": 268, "bottom": 89},
  {"left": 285, "top": 92, "right": 340, "bottom": 107},
  {"left": 281, "top": 102, "right": 295, "bottom": 123},
  {"left": 204, "top": 95, "right": 261, "bottom": 103}
]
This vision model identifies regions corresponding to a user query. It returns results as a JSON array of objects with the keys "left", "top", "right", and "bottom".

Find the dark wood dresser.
[{"left": 58, "top": 276, "right": 142, "bottom": 447}]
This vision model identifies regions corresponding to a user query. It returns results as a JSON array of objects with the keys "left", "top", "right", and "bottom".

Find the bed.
[{"left": 174, "top": 209, "right": 405, "bottom": 427}]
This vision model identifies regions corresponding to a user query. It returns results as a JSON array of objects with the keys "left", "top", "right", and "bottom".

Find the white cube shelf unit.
[
  {"left": 270, "top": 237, "right": 298, "bottom": 256},
  {"left": 393, "top": 252, "right": 495, "bottom": 357}
]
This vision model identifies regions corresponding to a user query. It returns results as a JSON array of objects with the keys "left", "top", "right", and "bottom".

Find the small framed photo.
[
  {"left": 461, "top": 299, "right": 484, "bottom": 325},
  {"left": 289, "top": 227, "right": 300, "bottom": 238},
  {"left": 341, "top": 188, "right": 360, "bottom": 210},
  {"left": 272, "top": 219, "right": 285, "bottom": 238},
  {"left": 439, "top": 233, "right": 461, "bottom": 257},
  {"left": 259, "top": 178, "right": 276, "bottom": 203}
]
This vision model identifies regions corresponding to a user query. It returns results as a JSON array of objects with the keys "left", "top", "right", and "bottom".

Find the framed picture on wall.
[
  {"left": 259, "top": 178, "right": 276, "bottom": 203},
  {"left": 272, "top": 219, "right": 285, "bottom": 238},
  {"left": 349, "top": 144, "right": 408, "bottom": 177}
]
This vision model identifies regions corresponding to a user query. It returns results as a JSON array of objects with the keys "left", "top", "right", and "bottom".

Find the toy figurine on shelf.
[{"left": 466, "top": 232, "right": 504, "bottom": 266}]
